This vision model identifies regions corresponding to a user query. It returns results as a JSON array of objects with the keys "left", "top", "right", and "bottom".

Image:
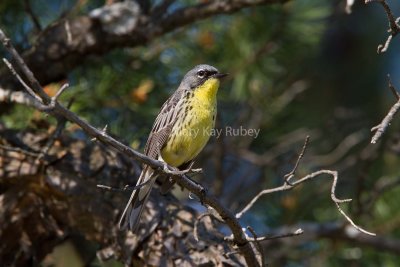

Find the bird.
[{"left": 118, "top": 64, "right": 228, "bottom": 232}]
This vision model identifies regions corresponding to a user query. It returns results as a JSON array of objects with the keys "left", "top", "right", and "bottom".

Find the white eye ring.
[{"left": 197, "top": 70, "right": 206, "bottom": 78}]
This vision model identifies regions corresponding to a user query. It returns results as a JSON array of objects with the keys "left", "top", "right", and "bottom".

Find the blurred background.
[{"left": 1, "top": 0, "right": 400, "bottom": 266}]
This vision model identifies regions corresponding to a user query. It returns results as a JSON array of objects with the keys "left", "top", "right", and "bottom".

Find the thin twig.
[
  {"left": 236, "top": 169, "right": 375, "bottom": 236},
  {"left": 193, "top": 213, "right": 213, "bottom": 242},
  {"left": 251, "top": 228, "right": 304, "bottom": 241},
  {"left": 96, "top": 184, "right": 130, "bottom": 192},
  {"left": 2, "top": 59, "right": 43, "bottom": 103},
  {"left": 334, "top": 202, "right": 376, "bottom": 236},
  {"left": 91, "top": 125, "right": 107, "bottom": 141},
  {"left": 0, "top": 30, "right": 50, "bottom": 104},
  {"left": 0, "top": 144, "right": 39, "bottom": 157},
  {"left": 371, "top": 76, "right": 400, "bottom": 144},
  {"left": 53, "top": 83, "right": 70, "bottom": 103},
  {"left": 225, "top": 228, "right": 303, "bottom": 242},
  {"left": 64, "top": 20, "right": 72, "bottom": 45},
  {"left": 36, "top": 98, "right": 73, "bottom": 162},
  {"left": 365, "top": 0, "right": 400, "bottom": 53},
  {"left": 247, "top": 226, "right": 265, "bottom": 267},
  {"left": 0, "top": 87, "right": 45, "bottom": 109},
  {"left": 284, "top": 135, "right": 309, "bottom": 184},
  {"left": 387, "top": 74, "right": 400, "bottom": 100},
  {"left": 97, "top": 175, "right": 156, "bottom": 192}
]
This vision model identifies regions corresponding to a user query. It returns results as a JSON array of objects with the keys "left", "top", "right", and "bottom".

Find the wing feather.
[{"left": 144, "top": 90, "right": 184, "bottom": 159}]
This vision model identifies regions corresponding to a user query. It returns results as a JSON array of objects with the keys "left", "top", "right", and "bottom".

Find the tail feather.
[{"left": 118, "top": 168, "right": 156, "bottom": 232}]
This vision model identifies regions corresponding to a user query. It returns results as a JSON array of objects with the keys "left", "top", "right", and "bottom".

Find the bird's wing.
[
  {"left": 144, "top": 89, "right": 184, "bottom": 159},
  {"left": 118, "top": 89, "right": 184, "bottom": 231}
]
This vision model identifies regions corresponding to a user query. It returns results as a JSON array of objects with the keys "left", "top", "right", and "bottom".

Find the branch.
[
  {"left": 35, "top": 96, "right": 73, "bottom": 163},
  {"left": 97, "top": 174, "right": 158, "bottom": 192},
  {"left": 236, "top": 137, "right": 375, "bottom": 237},
  {"left": 247, "top": 226, "right": 265, "bottom": 267},
  {"left": 284, "top": 135, "right": 309, "bottom": 184},
  {"left": 0, "top": 0, "right": 285, "bottom": 87},
  {"left": 237, "top": 169, "right": 375, "bottom": 235},
  {"left": 263, "top": 222, "right": 400, "bottom": 255},
  {"left": 225, "top": 227, "right": 304, "bottom": 242},
  {"left": 0, "top": 144, "right": 39, "bottom": 158},
  {"left": 0, "top": 27, "right": 260, "bottom": 267},
  {"left": 371, "top": 75, "right": 400, "bottom": 144},
  {"left": 0, "top": 87, "right": 44, "bottom": 109},
  {"left": 365, "top": 0, "right": 400, "bottom": 53},
  {"left": 193, "top": 213, "right": 213, "bottom": 242}
]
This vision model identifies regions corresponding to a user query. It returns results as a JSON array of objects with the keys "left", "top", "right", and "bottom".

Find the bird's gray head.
[{"left": 180, "top": 64, "right": 228, "bottom": 90}]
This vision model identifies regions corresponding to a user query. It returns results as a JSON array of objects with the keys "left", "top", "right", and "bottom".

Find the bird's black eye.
[{"left": 197, "top": 70, "right": 206, "bottom": 78}]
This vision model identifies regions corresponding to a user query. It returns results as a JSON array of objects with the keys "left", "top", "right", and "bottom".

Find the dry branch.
[
  {"left": 235, "top": 138, "right": 375, "bottom": 236},
  {"left": 236, "top": 170, "right": 375, "bottom": 236},
  {"left": 371, "top": 75, "right": 400, "bottom": 144},
  {"left": 225, "top": 228, "right": 304, "bottom": 242},
  {"left": 263, "top": 222, "right": 400, "bottom": 255},
  {"left": 365, "top": 0, "right": 400, "bottom": 53},
  {"left": 247, "top": 226, "right": 265, "bottom": 267},
  {"left": 0, "top": 87, "right": 42, "bottom": 109}
]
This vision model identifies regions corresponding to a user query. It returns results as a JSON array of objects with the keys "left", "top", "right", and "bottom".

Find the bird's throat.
[{"left": 193, "top": 78, "right": 220, "bottom": 103}]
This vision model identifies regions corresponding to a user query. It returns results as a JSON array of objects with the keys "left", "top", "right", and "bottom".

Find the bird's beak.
[{"left": 214, "top": 73, "right": 229, "bottom": 79}]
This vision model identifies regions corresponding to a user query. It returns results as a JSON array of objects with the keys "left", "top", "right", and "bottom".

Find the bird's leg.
[
  {"left": 161, "top": 161, "right": 206, "bottom": 203},
  {"left": 185, "top": 160, "right": 195, "bottom": 170},
  {"left": 162, "top": 162, "right": 174, "bottom": 173},
  {"left": 161, "top": 162, "right": 202, "bottom": 175}
]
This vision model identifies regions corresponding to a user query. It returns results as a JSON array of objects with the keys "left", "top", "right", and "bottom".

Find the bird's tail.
[{"left": 118, "top": 167, "right": 157, "bottom": 232}]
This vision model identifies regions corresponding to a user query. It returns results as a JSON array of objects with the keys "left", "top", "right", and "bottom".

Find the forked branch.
[
  {"left": 236, "top": 137, "right": 376, "bottom": 236},
  {"left": 365, "top": 0, "right": 400, "bottom": 53},
  {"left": 371, "top": 75, "right": 400, "bottom": 144}
]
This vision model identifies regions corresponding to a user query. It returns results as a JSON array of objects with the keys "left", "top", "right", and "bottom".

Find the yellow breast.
[{"left": 161, "top": 78, "right": 220, "bottom": 167}]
